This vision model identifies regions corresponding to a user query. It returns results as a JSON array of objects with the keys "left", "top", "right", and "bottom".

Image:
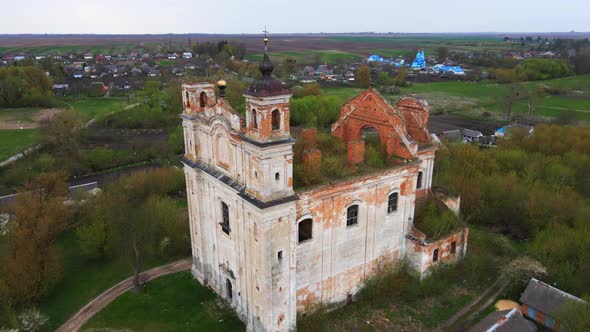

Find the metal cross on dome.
[{"left": 263, "top": 26, "right": 269, "bottom": 53}]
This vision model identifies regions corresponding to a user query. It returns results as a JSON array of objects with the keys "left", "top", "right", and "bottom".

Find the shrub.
[
  {"left": 17, "top": 308, "right": 49, "bottom": 332},
  {"left": 365, "top": 145, "right": 385, "bottom": 168},
  {"left": 357, "top": 259, "right": 419, "bottom": 306},
  {"left": 495, "top": 68, "right": 518, "bottom": 84},
  {"left": 0, "top": 67, "right": 55, "bottom": 108},
  {"left": 515, "top": 58, "right": 573, "bottom": 81},
  {"left": 414, "top": 202, "right": 461, "bottom": 240}
]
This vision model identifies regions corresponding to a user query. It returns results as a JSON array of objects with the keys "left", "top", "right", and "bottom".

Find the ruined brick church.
[{"left": 180, "top": 38, "right": 468, "bottom": 332}]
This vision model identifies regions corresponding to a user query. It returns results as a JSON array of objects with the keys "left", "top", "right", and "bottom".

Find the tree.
[
  {"left": 284, "top": 57, "right": 297, "bottom": 76},
  {"left": 39, "top": 109, "right": 82, "bottom": 164},
  {"left": 573, "top": 48, "right": 590, "bottom": 74},
  {"left": 498, "top": 84, "right": 525, "bottom": 121},
  {"left": 501, "top": 256, "right": 547, "bottom": 287},
  {"left": 0, "top": 172, "right": 71, "bottom": 308},
  {"left": 356, "top": 65, "right": 371, "bottom": 88},
  {"left": 558, "top": 297, "right": 590, "bottom": 332},
  {"left": 0, "top": 66, "right": 54, "bottom": 107},
  {"left": 436, "top": 47, "right": 449, "bottom": 62},
  {"left": 76, "top": 168, "right": 187, "bottom": 292},
  {"left": 515, "top": 58, "right": 573, "bottom": 81}
]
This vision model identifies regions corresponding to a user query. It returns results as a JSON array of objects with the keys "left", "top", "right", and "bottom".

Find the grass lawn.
[
  {"left": 246, "top": 50, "right": 361, "bottom": 64},
  {"left": 0, "top": 107, "right": 42, "bottom": 129},
  {"left": 0, "top": 129, "right": 36, "bottom": 160},
  {"left": 83, "top": 271, "right": 245, "bottom": 332},
  {"left": 39, "top": 230, "right": 180, "bottom": 331},
  {"left": 320, "top": 75, "right": 590, "bottom": 122},
  {"left": 57, "top": 97, "right": 128, "bottom": 122}
]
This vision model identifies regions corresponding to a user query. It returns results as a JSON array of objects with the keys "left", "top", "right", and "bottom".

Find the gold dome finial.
[{"left": 217, "top": 79, "right": 227, "bottom": 89}]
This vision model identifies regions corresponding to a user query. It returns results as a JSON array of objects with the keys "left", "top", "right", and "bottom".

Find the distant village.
[{"left": 0, "top": 36, "right": 581, "bottom": 97}]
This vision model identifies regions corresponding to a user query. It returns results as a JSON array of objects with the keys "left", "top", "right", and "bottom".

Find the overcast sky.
[{"left": 1, "top": 0, "right": 589, "bottom": 34}]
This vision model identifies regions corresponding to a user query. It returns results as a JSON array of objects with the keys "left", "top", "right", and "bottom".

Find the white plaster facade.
[{"left": 181, "top": 79, "right": 467, "bottom": 332}]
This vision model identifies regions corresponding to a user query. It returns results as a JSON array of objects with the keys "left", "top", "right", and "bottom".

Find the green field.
[
  {"left": 83, "top": 271, "right": 245, "bottom": 332},
  {"left": 0, "top": 44, "right": 137, "bottom": 56},
  {"left": 246, "top": 49, "right": 361, "bottom": 64},
  {"left": 321, "top": 75, "right": 590, "bottom": 122},
  {"left": 326, "top": 35, "right": 512, "bottom": 53},
  {"left": 0, "top": 98, "right": 127, "bottom": 162},
  {"left": 39, "top": 230, "right": 180, "bottom": 331},
  {"left": 0, "top": 129, "right": 36, "bottom": 160},
  {"left": 58, "top": 97, "right": 128, "bottom": 121}
]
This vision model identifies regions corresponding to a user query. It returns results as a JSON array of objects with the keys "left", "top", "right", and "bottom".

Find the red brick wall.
[
  {"left": 347, "top": 140, "right": 365, "bottom": 166},
  {"left": 331, "top": 89, "right": 426, "bottom": 161}
]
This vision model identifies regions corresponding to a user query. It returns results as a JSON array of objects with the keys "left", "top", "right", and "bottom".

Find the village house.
[
  {"left": 520, "top": 278, "right": 586, "bottom": 330},
  {"left": 468, "top": 308, "right": 537, "bottom": 332},
  {"left": 180, "top": 38, "right": 468, "bottom": 332}
]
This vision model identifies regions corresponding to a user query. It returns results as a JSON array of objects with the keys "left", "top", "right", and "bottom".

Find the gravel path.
[{"left": 55, "top": 258, "right": 192, "bottom": 332}]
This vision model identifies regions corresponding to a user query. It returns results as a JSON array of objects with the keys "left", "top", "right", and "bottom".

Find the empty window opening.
[
  {"left": 275, "top": 172, "right": 280, "bottom": 182},
  {"left": 450, "top": 241, "right": 456, "bottom": 254},
  {"left": 347, "top": 205, "right": 359, "bottom": 226},
  {"left": 226, "top": 278, "right": 233, "bottom": 300},
  {"left": 298, "top": 219, "right": 313, "bottom": 243},
  {"left": 417, "top": 171, "right": 423, "bottom": 189},
  {"left": 387, "top": 193, "right": 399, "bottom": 213},
  {"left": 221, "top": 202, "right": 230, "bottom": 235},
  {"left": 199, "top": 91, "right": 207, "bottom": 107},
  {"left": 185, "top": 91, "right": 190, "bottom": 107},
  {"left": 433, "top": 248, "right": 439, "bottom": 262},
  {"left": 272, "top": 109, "right": 280, "bottom": 131},
  {"left": 277, "top": 250, "right": 283, "bottom": 261},
  {"left": 251, "top": 109, "right": 258, "bottom": 129}
]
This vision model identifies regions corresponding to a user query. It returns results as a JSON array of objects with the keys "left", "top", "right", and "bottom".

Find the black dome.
[{"left": 245, "top": 53, "right": 291, "bottom": 97}]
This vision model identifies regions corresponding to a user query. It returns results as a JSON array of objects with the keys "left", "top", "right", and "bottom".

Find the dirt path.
[
  {"left": 55, "top": 258, "right": 192, "bottom": 332},
  {"left": 434, "top": 278, "right": 509, "bottom": 332},
  {"left": 0, "top": 108, "right": 63, "bottom": 130}
]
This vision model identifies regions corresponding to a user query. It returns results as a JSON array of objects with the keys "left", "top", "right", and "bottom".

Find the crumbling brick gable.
[
  {"left": 396, "top": 96, "right": 431, "bottom": 143},
  {"left": 331, "top": 88, "right": 430, "bottom": 164}
]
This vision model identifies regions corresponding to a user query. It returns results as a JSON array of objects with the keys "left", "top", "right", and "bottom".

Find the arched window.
[
  {"left": 417, "top": 171, "right": 423, "bottom": 189},
  {"left": 220, "top": 202, "right": 230, "bottom": 235},
  {"left": 298, "top": 219, "right": 312, "bottom": 243},
  {"left": 199, "top": 91, "right": 207, "bottom": 107},
  {"left": 433, "top": 248, "right": 439, "bottom": 262},
  {"left": 185, "top": 91, "right": 190, "bottom": 107},
  {"left": 346, "top": 205, "right": 359, "bottom": 226},
  {"left": 226, "top": 278, "right": 233, "bottom": 300},
  {"left": 251, "top": 109, "right": 258, "bottom": 129},
  {"left": 271, "top": 109, "right": 280, "bottom": 131},
  {"left": 387, "top": 193, "right": 398, "bottom": 213}
]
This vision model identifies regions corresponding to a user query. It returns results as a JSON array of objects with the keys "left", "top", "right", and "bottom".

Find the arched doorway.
[{"left": 361, "top": 126, "right": 386, "bottom": 167}]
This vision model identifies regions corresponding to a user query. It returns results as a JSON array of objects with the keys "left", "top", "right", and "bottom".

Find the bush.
[
  {"left": 0, "top": 67, "right": 55, "bottom": 108},
  {"left": 167, "top": 125, "right": 184, "bottom": 155},
  {"left": 495, "top": 68, "right": 518, "bottom": 84},
  {"left": 365, "top": 145, "right": 385, "bottom": 168},
  {"left": 17, "top": 308, "right": 49, "bottom": 332},
  {"left": 414, "top": 202, "right": 461, "bottom": 240},
  {"left": 357, "top": 259, "right": 419, "bottom": 306},
  {"left": 291, "top": 96, "right": 343, "bottom": 129},
  {"left": 81, "top": 148, "right": 142, "bottom": 172},
  {"left": 515, "top": 58, "right": 573, "bottom": 81},
  {"left": 97, "top": 108, "right": 178, "bottom": 129}
]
